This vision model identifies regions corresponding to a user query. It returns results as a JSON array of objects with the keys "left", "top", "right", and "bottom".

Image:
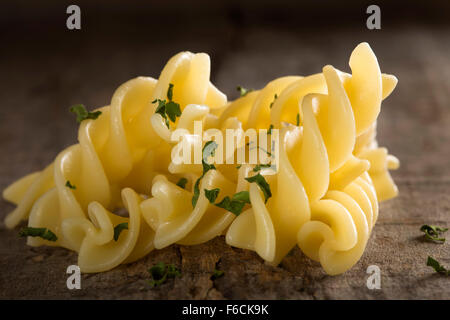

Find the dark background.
[{"left": 0, "top": 1, "right": 449, "bottom": 299}]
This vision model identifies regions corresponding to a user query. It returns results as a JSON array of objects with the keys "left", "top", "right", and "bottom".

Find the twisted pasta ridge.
[{"left": 3, "top": 43, "right": 399, "bottom": 275}]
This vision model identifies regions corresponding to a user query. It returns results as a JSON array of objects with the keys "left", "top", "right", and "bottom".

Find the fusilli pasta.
[{"left": 3, "top": 43, "right": 399, "bottom": 275}]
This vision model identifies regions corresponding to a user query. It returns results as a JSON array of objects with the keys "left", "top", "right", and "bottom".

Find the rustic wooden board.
[{"left": 0, "top": 20, "right": 449, "bottom": 299}]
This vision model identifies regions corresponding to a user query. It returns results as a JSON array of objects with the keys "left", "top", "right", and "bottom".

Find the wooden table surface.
[{"left": 0, "top": 14, "right": 449, "bottom": 299}]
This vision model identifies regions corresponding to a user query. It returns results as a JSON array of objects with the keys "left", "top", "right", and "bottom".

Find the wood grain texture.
[{"left": 0, "top": 21, "right": 449, "bottom": 299}]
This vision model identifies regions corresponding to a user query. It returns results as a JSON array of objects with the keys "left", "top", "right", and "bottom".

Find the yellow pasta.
[{"left": 2, "top": 42, "right": 399, "bottom": 275}]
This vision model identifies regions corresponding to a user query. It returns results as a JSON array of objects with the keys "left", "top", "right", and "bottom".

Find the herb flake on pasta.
[
  {"left": 65, "top": 180, "right": 76, "bottom": 189},
  {"left": 237, "top": 86, "right": 253, "bottom": 97},
  {"left": 245, "top": 173, "right": 272, "bottom": 203},
  {"left": 70, "top": 104, "right": 102, "bottom": 123},
  {"left": 19, "top": 227, "right": 57, "bottom": 242},
  {"left": 113, "top": 222, "right": 128, "bottom": 241},
  {"left": 192, "top": 141, "right": 218, "bottom": 208},
  {"left": 176, "top": 177, "right": 188, "bottom": 189},
  {"left": 269, "top": 93, "right": 278, "bottom": 109},
  {"left": 202, "top": 140, "right": 218, "bottom": 173},
  {"left": 192, "top": 178, "right": 202, "bottom": 208},
  {"left": 152, "top": 83, "right": 182, "bottom": 128},
  {"left": 167, "top": 83, "right": 175, "bottom": 101},
  {"left": 207, "top": 190, "right": 250, "bottom": 216},
  {"left": 215, "top": 196, "right": 247, "bottom": 216},
  {"left": 232, "top": 191, "right": 250, "bottom": 203},
  {"left": 205, "top": 188, "right": 220, "bottom": 204}
]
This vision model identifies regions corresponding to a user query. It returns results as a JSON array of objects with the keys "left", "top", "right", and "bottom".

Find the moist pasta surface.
[{"left": 2, "top": 43, "right": 399, "bottom": 275}]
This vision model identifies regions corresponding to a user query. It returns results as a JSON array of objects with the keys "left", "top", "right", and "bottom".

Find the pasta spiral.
[{"left": 2, "top": 43, "right": 399, "bottom": 275}]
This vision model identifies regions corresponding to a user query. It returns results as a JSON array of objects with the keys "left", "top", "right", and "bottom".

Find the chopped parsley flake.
[
  {"left": 237, "top": 86, "right": 253, "bottom": 97},
  {"left": 70, "top": 104, "right": 102, "bottom": 123},
  {"left": 420, "top": 225, "right": 448, "bottom": 243},
  {"left": 213, "top": 190, "right": 250, "bottom": 216},
  {"left": 176, "top": 177, "right": 188, "bottom": 189},
  {"left": 245, "top": 173, "right": 272, "bottom": 203},
  {"left": 152, "top": 83, "right": 182, "bottom": 128},
  {"left": 65, "top": 180, "right": 76, "bottom": 190},
  {"left": 19, "top": 227, "right": 57, "bottom": 241},
  {"left": 269, "top": 93, "right": 278, "bottom": 108},
  {"left": 205, "top": 188, "right": 220, "bottom": 204},
  {"left": 192, "top": 141, "right": 218, "bottom": 208},
  {"left": 113, "top": 222, "right": 128, "bottom": 241},
  {"left": 148, "top": 262, "right": 181, "bottom": 287}
]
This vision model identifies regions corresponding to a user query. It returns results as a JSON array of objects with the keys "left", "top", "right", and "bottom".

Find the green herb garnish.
[
  {"left": 165, "top": 101, "right": 182, "bottom": 122},
  {"left": 70, "top": 104, "right": 102, "bottom": 123},
  {"left": 237, "top": 86, "right": 253, "bottom": 97},
  {"left": 113, "top": 222, "right": 128, "bottom": 241},
  {"left": 192, "top": 141, "right": 219, "bottom": 208},
  {"left": 65, "top": 180, "right": 76, "bottom": 190},
  {"left": 19, "top": 227, "right": 57, "bottom": 241},
  {"left": 427, "top": 256, "right": 449, "bottom": 275},
  {"left": 420, "top": 225, "right": 448, "bottom": 243},
  {"left": 236, "top": 164, "right": 242, "bottom": 169},
  {"left": 194, "top": 141, "right": 251, "bottom": 214},
  {"left": 214, "top": 191, "right": 250, "bottom": 216},
  {"left": 203, "top": 187, "right": 251, "bottom": 216},
  {"left": 245, "top": 173, "right": 272, "bottom": 203},
  {"left": 268, "top": 124, "right": 274, "bottom": 135},
  {"left": 269, "top": 94, "right": 278, "bottom": 109},
  {"left": 153, "top": 99, "right": 169, "bottom": 127},
  {"left": 202, "top": 141, "right": 218, "bottom": 173},
  {"left": 176, "top": 177, "right": 188, "bottom": 189},
  {"left": 192, "top": 178, "right": 202, "bottom": 208},
  {"left": 152, "top": 83, "right": 182, "bottom": 128},
  {"left": 153, "top": 99, "right": 181, "bottom": 127},
  {"left": 215, "top": 196, "right": 247, "bottom": 216},
  {"left": 205, "top": 188, "right": 220, "bottom": 204},
  {"left": 231, "top": 191, "right": 250, "bottom": 203},
  {"left": 148, "top": 262, "right": 181, "bottom": 287},
  {"left": 167, "top": 83, "right": 175, "bottom": 101},
  {"left": 211, "top": 269, "right": 224, "bottom": 280}
]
